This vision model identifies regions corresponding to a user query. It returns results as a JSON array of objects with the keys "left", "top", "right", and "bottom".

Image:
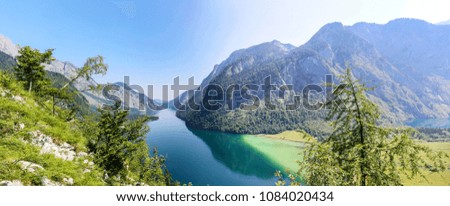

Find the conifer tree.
[
  {"left": 94, "top": 103, "right": 169, "bottom": 185},
  {"left": 14, "top": 46, "right": 54, "bottom": 93},
  {"left": 51, "top": 55, "right": 108, "bottom": 116}
]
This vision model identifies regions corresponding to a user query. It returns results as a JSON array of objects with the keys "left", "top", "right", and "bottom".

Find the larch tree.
[
  {"left": 295, "top": 68, "right": 446, "bottom": 186},
  {"left": 51, "top": 55, "right": 108, "bottom": 116}
]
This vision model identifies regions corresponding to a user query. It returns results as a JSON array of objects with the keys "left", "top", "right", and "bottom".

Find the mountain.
[
  {"left": 438, "top": 19, "right": 450, "bottom": 25},
  {"left": 171, "top": 40, "right": 296, "bottom": 108},
  {"left": 176, "top": 18, "right": 450, "bottom": 135},
  {"left": 0, "top": 34, "right": 156, "bottom": 115}
]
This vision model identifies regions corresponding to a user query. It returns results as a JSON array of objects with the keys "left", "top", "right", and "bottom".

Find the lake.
[
  {"left": 146, "top": 109, "right": 304, "bottom": 186},
  {"left": 406, "top": 118, "right": 450, "bottom": 128}
]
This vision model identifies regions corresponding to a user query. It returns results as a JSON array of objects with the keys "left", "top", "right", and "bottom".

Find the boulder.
[
  {"left": 63, "top": 177, "right": 74, "bottom": 185},
  {"left": 41, "top": 177, "right": 62, "bottom": 186},
  {"left": 12, "top": 95, "right": 24, "bottom": 103},
  {"left": 77, "top": 152, "right": 88, "bottom": 157},
  {"left": 17, "top": 161, "right": 44, "bottom": 173},
  {"left": 29, "top": 130, "right": 77, "bottom": 161},
  {"left": 0, "top": 180, "right": 23, "bottom": 186}
]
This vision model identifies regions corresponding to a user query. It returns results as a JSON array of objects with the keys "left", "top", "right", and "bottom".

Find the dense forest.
[{"left": 177, "top": 102, "right": 332, "bottom": 139}]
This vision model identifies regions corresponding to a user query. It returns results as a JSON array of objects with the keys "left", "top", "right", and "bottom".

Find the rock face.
[
  {"left": 29, "top": 130, "right": 76, "bottom": 161},
  {"left": 0, "top": 34, "right": 19, "bottom": 57}
]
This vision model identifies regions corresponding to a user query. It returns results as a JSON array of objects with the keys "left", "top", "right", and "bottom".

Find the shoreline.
[{"left": 254, "top": 130, "right": 314, "bottom": 143}]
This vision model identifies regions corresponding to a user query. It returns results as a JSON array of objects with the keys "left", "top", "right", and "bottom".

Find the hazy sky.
[{"left": 0, "top": 0, "right": 449, "bottom": 99}]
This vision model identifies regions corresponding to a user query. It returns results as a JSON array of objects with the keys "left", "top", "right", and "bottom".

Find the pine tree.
[
  {"left": 297, "top": 69, "right": 447, "bottom": 186},
  {"left": 14, "top": 46, "right": 54, "bottom": 93},
  {"left": 93, "top": 103, "right": 169, "bottom": 185}
]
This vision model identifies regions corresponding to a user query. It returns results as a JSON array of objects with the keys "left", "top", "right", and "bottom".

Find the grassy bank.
[
  {"left": 0, "top": 72, "right": 104, "bottom": 185},
  {"left": 257, "top": 130, "right": 314, "bottom": 143},
  {"left": 401, "top": 142, "right": 450, "bottom": 186}
]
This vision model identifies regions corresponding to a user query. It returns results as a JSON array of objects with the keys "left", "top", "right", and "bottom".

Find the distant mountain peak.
[
  {"left": 222, "top": 40, "right": 295, "bottom": 66},
  {"left": 310, "top": 22, "right": 346, "bottom": 38},
  {"left": 0, "top": 34, "right": 19, "bottom": 57},
  {"left": 245, "top": 40, "right": 295, "bottom": 53},
  {"left": 321, "top": 22, "right": 344, "bottom": 30},
  {"left": 387, "top": 18, "right": 430, "bottom": 24},
  {"left": 269, "top": 39, "right": 295, "bottom": 48},
  {"left": 385, "top": 18, "right": 434, "bottom": 31}
]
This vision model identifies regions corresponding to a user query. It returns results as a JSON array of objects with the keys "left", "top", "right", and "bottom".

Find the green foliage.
[
  {"left": 14, "top": 46, "right": 54, "bottom": 93},
  {"left": 1, "top": 48, "right": 170, "bottom": 186},
  {"left": 2, "top": 47, "right": 91, "bottom": 119},
  {"left": 11, "top": 46, "right": 82, "bottom": 119},
  {"left": 60, "top": 55, "right": 108, "bottom": 91},
  {"left": 275, "top": 170, "right": 301, "bottom": 186},
  {"left": 77, "top": 55, "right": 108, "bottom": 81},
  {"left": 0, "top": 71, "right": 104, "bottom": 185},
  {"left": 51, "top": 56, "right": 107, "bottom": 118},
  {"left": 415, "top": 128, "right": 450, "bottom": 142},
  {"left": 178, "top": 105, "right": 331, "bottom": 139},
  {"left": 93, "top": 103, "right": 169, "bottom": 185},
  {"left": 0, "top": 137, "right": 104, "bottom": 186},
  {"left": 295, "top": 69, "right": 447, "bottom": 186},
  {"left": 46, "top": 71, "right": 91, "bottom": 118}
]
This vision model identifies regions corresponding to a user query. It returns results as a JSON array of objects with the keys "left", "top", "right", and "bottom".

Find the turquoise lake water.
[{"left": 146, "top": 109, "right": 304, "bottom": 186}]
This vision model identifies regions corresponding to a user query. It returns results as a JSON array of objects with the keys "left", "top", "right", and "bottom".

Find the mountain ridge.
[{"left": 176, "top": 18, "right": 450, "bottom": 134}]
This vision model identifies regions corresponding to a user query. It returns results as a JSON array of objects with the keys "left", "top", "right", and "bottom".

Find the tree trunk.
[
  {"left": 350, "top": 80, "right": 366, "bottom": 186},
  {"left": 52, "top": 95, "right": 55, "bottom": 116},
  {"left": 28, "top": 81, "right": 32, "bottom": 93}
]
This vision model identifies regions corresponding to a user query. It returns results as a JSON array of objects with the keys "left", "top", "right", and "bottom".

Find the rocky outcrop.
[
  {"left": 63, "top": 177, "right": 74, "bottom": 185},
  {"left": 17, "top": 161, "right": 44, "bottom": 173},
  {"left": 29, "top": 130, "right": 77, "bottom": 161},
  {"left": 40, "top": 176, "right": 73, "bottom": 186},
  {"left": 41, "top": 177, "right": 62, "bottom": 186},
  {"left": 27, "top": 130, "right": 96, "bottom": 173},
  {"left": 0, "top": 34, "right": 19, "bottom": 57},
  {"left": 0, "top": 180, "right": 23, "bottom": 186},
  {"left": 0, "top": 88, "right": 25, "bottom": 104}
]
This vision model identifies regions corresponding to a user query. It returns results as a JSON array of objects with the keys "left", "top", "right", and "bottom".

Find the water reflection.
[
  {"left": 188, "top": 128, "right": 283, "bottom": 179},
  {"left": 406, "top": 118, "right": 450, "bottom": 128},
  {"left": 147, "top": 109, "right": 300, "bottom": 185}
]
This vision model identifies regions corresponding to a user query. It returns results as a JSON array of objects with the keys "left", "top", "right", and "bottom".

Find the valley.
[{"left": 1, "top": 18, "right": 449, "bottom": 186}]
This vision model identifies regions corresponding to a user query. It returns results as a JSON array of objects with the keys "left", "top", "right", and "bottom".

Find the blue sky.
[{"left": 0, "top": 0, "right": 449, "bottom": 99}]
